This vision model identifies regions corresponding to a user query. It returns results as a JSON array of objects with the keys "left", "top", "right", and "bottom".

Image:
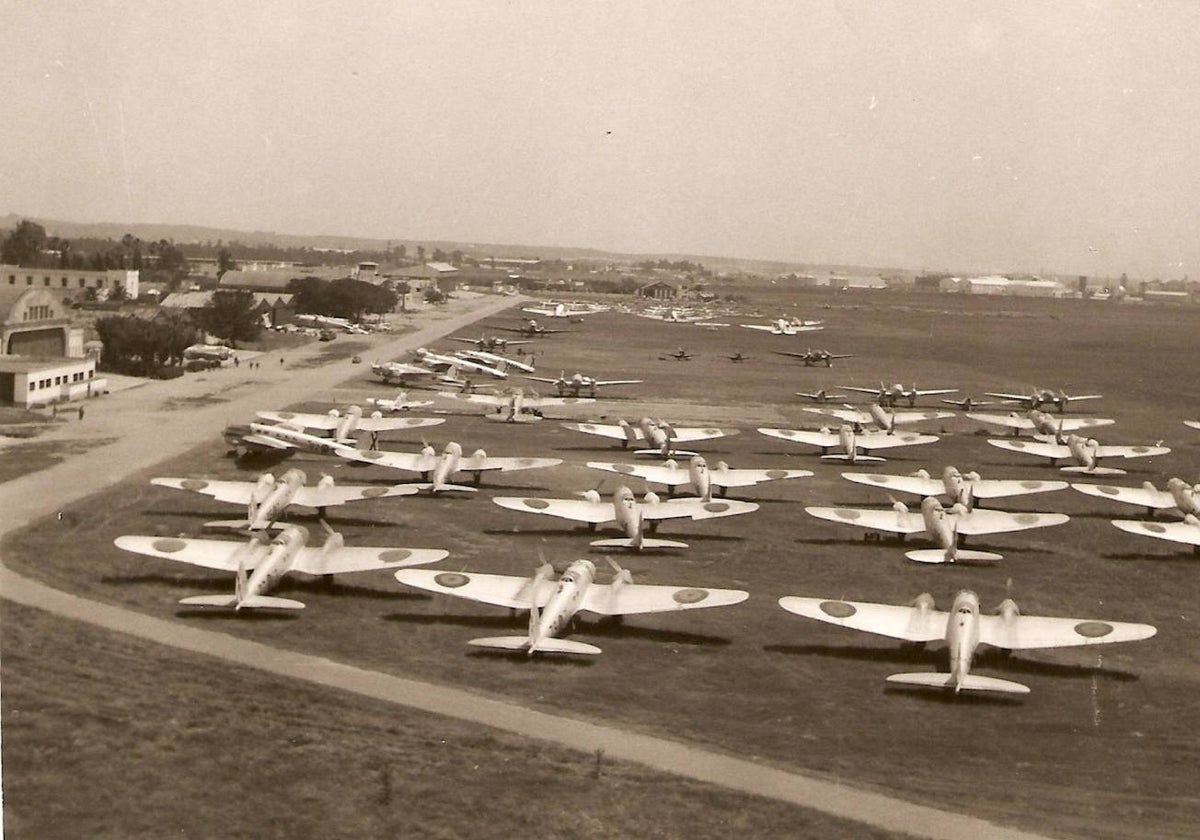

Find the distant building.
[
  {"left": 0, "top": 355, "right": 105, "bottom": 406},
  {"left": 943, "top": 275, "right": 1067, "bottom": 297},
  {"left": 637, "top": 281, "right": 678, "bottom": 300},
  {"left": 391, "top": 263, "right": 459, "bottom": 294},
  {"left": 0, "top": 287, "right": 72, "bottom": 356},
  {"left": 2, "top": 264, "right": 139, "bottom": 300},
  {"left": 161, "top": 290, "right": 296, "bottom": 326}
]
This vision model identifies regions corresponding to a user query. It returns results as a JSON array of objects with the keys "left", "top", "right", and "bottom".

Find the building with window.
[
  {"left": 0, "top": 287, "right": 74, "bottom": 356},
  {"left": 1, "top": 264, "right": 138, "bottom": 300},
  {"left": 0, "top": 355, "right": 106, "bottom": 406}
]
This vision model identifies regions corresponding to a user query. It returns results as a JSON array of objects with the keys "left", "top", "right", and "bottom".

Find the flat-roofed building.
[
  {"left": 0, "top": 355, "right": 106, "bottom": 406},
  {"left": 2, "top": 264, "right": 138, "bottom": 299}
]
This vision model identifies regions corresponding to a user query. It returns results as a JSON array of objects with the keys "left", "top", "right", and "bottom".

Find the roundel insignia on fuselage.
[
  {"left": 434, "top": 572, "right": 470, "bottom": 588},
  {"left": 673, "top": 588, "right": 709, "bottom": 604},
  {"left": 1074, "top": 621, "right": 1114, "bottom": 638},
  {"left": 524, "top": 499, "right": 550, "bottom": 510},
  {"left": 180, "top": 479, "right": 209, "bottom": 491},
  {"left": 152, "top": 538, "right": 188, "bottom": 553},
  {"left": 820, "top": 600, "right": 857, "bottom": 618}
]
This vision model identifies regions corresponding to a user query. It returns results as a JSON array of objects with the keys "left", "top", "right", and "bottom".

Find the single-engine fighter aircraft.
[
  {"left": 493, "top": 485, "right": 758, "bottom": 550},
  {"left": 450, "top": 334, "right": 532, "bottom": 352},
  {"left": 437, "top": 389, "right": 594, "bottom": 423},
  {"left": 255, "top": 405, "right": 443, "bottom": 436},
  {"left": 740, "top": 318, "right": 824, "bottom": 335},
  {"left": 525, "top": 371, "right": 643, "bottom": 398},
  {"left": 966, "top": 409, "right": 1114, "bottom": 438},
  {"left": 776, "top": 349, "right": 854, "bottom": 367},
  {"left": 659, "top": 348, "right": 694, "bottom": 361},
  {"left": 985, "top": 388, "right": 1103, "bottom": 414},
  {"left": 805, "top": 496, "right": 1069, "bottom": 563},
  {"left": 940, "top": 396, "right": 995, "bottom": 411},
  {"left": 365, "top": 390, "right": 435, "bottom": 412},
  {"left": 987, "top": 434, "right": 1170, "bottom": 476},
  {"left": 803, "top": 404, "right": 953, "bottom": 433},
  {"left": 395, "top": 558, "right": 748, "bottom": 655},
  {"left": 456, "top": 348, "right": 536, "bottom": 374},
  {"left": 843, "top": 467, "right": 1068, "bottom": 511},
  {"left": 115, "top": 523, "right": 448, "bottom": 610},
  {"left": 839, "top": 382, "right": 958, "bottom": 408},
  {"left": 1072, "top": 477, "right": 1200, "bottom": 519},
  {"left": 758, "top": 424, "right": 937, "bottom": 462},
  {"left": 411, "top": 348, "right": 509, "bottom": 379},
  {"left": 1111, "top": 516, "right": 1200, "bottom": 555},
  {"left": 778, "top": 590, "right": 1156, "bottom": 694},
  {"left": 151, "top": 468, "right": 420, "bottom": 530},
  {"left": 562, "top": 417, "right": 739, "bottom": 459},
  {"left": 586, "top": 455, "right": 812, "bottom": 501},
  {"left": 726, "top": 352, "right": 751, "bottom": 363},
  {"left": 796, "top": 389, "right": 849, "bottom": 404},
  {"left": 494, "top": 318, "right": 570, "bottom": 337},
  {"left": 338, "top": 441, "right": 561, "bottom": 491}
]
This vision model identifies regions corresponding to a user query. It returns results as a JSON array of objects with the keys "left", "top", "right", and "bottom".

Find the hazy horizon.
[{"left": 4, "top": 2, "right": 1198, "bottom": 279}]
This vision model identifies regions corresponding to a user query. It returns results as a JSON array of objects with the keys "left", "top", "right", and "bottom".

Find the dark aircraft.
[{"left": 775, "top": 348, "right": 854, "bottom": 367}]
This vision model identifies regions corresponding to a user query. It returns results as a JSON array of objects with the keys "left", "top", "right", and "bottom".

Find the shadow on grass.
[
  {"left": 172, "top": 609, "right": 299, "bottom": 622},
  {"left": 882, "top": 685, "right": 1026, "bottom": 706},
  {"left": 1101, "top": 551, "right": 1196, "bottom": 562}
]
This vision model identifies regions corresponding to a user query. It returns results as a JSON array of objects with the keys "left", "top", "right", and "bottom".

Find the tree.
[
  {"left": 395, "top": 281, "right": 411, "bottom": 312},
  {"left": 1, "top": 219, "right": 48, "bottom": 266},
  {"left": 217, "top": 248, "right": 237, "bottom": 277},
  {"left": 198, "top": 291, "right": 261, "bottom": 347},
  {"left": 417, "top": 245, "right": 426, "bottom": 263},
  {"left": 424, "top": 287, "right": 446, "bottom": 304},
  {"left": 432, "top": 248, "right": 447, "bottom": 263}
]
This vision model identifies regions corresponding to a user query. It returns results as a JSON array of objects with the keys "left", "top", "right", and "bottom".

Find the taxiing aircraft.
[
  {"left": 450, "top": 334, "right": 532, "bottom": 352},
  {"left": 795, "top": 389, "right": 849, "bottom": 404},
  {"left": 586, "top": 455, "right": 812, "bottom": 501},
  {"left": 842, "top": 467, "right": 1068, "bottom": 510},
  {"left": 839, "top": 383, "right": 958, "bottom": 408},
  {"left": 365, "top": 390, "right": 435, "bottom": 412},
  {"left": 987, "top": 434, "right": 1170, "bottom": 476},
  {"left": 255, "top": 405, "right": 443, "bottom": 436},
  {"left": 151, "top": 468, "right": 420, "bottom": 530},
  {"left": 778, "top": 590, "right": 1156, "bottom": 694},
  {"left": 740, "top": 317, "right": 824, "bottom": 335},
  {"left": 758, "top": 424, "right": 937, "bottom": 462},
  {"left": 395, "top": 558, "right": 748, "bottom": 655},
  {"left": 775, "top": 349, "right": 854, "bottom": 367},
  {"left": 493, "top": 485, "right": 758, "bottom": 550},
  {"left": 985, "top": 388, "right": 1103, "bottom": 414},
  {"left": 726, "top": 352, "right": 751, "bottom": 363},
  {"left": 659, "top": 348, "right": 694, "bottom": 361},
  {"left": 115, "top": 523, "right": 447, "bottom": 610},
  {"left": 525, "top": 371, "right": 643, "bottom": 398},
  {"left": 437, "top": 389, "right": 594, "bottom": 423},
  {"left": 803, "top": 404, "right": 953, "bottom": 433},
  {"left": 494, "top": 318, "right": 570, "bottom": 337},
  {"left": 805, "top": 496, "right": 1069, "bottom": 563},
  {"left": 966, "top": 409, "right": 1114, "bottom": 438},
  {"left": 338, "top": 441, "right": 561, "bottom": 491},
  {"left": 1071, "top": 477, "right": 1199, "bottom": 519},
  {"left": 562, "top": 417, "right": 739, "bottom": 459},
  {"left": 456, "top": 348, "right": 536, "bottom": 374}
]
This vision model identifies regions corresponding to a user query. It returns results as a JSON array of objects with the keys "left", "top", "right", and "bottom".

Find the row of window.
[
  {"left": 23, "top": 304, "right": 55, "bottom": 321},
  {"left": 7, "top": 275, "right": 107, "bottom": 288},
  {"left": 27, "top": 370, "right": 94, "bottom": 390}
]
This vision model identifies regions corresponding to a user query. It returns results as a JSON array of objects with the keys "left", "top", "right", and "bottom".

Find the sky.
[{"left": 3, "top": 1, "right": 1198, "bottom": 278}]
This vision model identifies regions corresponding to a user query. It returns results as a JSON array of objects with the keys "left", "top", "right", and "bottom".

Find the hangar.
[{"left": 0, "top": 287, "right": 71, "bottom": 356}]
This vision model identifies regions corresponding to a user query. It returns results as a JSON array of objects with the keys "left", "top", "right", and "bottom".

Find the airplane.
[
  {"left": 255, "top": 405, "right": 443, "bottom": 436},
  {"left": 638, "top": 308, "right": 730, "bottom": 327},
  {"left": 450, "top": 334, "right": 532, "bottom": 352},
  {"left": 1111, "top": 515, "right": 1200, "bottom": 555},
  {"left": 987, "top": 434, "right": 1170, "bottom": 476},
  {"left": 659, "top": 348, "right": 694, "bottom": 361},
  {"left": 757, "top": 424, "right": 937, "bottom": 462},
  {"left": 740, "top": 318, "right": 824, "bottom": 335},
  {"left": 1185, "top": 420, "right": 1200, "bottom": 431},
  {"left": 337, "top": 440, "right": 562, "bottom": 491},
  {"left": 411, "top": 348, "right": 508, "bottom": 379},
  {"left": 295, "top": 313, "right": 354, "bottom": 332},
  {"left": 586, "top": 455, "right": 812, "bottom": 501},
  {"left": 522, "top": 301, "right": 605, "bottom": 318},
  {"left": 726, "top": 352, "right": 751, "bottom": 363},
  {"left": 115, "top": 523, "right": 448, "bottom": 610},
  {"left": 436, "top": 389, "right": 594, "bottom": 423},
  {"left": 802, "top": 404, "right": 954, "bottom": 433},
  {"left": 224, "top": 410, "right": 444, "bottom": 456},
  {"left": 985, "top": 388, "right": 1103, "bottom": 414},
  {"left": 150, "top": 468, "right": 421, "bottom": 530},
  {"left": 842, "top": 467, "right": 1069, "bottom": 510},
  {"left": 804, "top": 496, "right": 1070, "bottom": 563},
  {"left": 394, "top": 558, "right": 749, "bottom": 655},
  {"left": 1071, "top": 477, "right": 1200, "bottom": 519},
  {"left": 795, "top": 389, "right": 849, "bottom": 404},
  {"left": 562, "top": 417, "right": 739, "bottom": 459},
  {"left": 456, "top": 348, "right": 536, "bottom": 374},
  {"left": 492, "top": 485, "right": 759, "bottom": 550},
  {"left": 941, "top": 396, "right": 995, "bottom": 411},
  {"left": 778, "top": 589, "right": 1156, "bottom": 694},
  {"left": 365, "top": 390, "right": 435, "bottom": 412},
  {"left": 372, "top": 361, "right": 443, "bottom": 384},
  {"left": 966, "top": 409, "right": 1115, "bottom": 438},
  {"left": 524, "top": 371, "right": 643, "bottom": 398},
  {"left": 775, "top": 349, "right": 853, "bottom": 367},
  {"left": 839, "top": 383, "right": 958, "bottom": 408},
  {"left": 494, "top": 318, "right": 570, "bottom": 337}
]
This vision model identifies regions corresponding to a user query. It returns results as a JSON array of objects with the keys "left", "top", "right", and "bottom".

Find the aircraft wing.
[
  {"left": 662, "top": 426, "right": 739, "bottom": 444},
  {"left": 841, "top": 472, "right": 946, "bottom": 497},
  {"left": 889, "top": 410, "right": 956, "bottom": 423},
  {"left": 562, "top": 422, "right": 642, "bottom": 441},
  {"left": 522, "top": 396, "right": 595, "bottom": 407},
  {"left": 1185, "top": 420, "right": 1200, "bottom": 430},
  {"left": 594, "top": 379, "right": 644, "bottom": 387},
  {"left": 1071, "top": 483, "right": 1175, "bottom": 509},
  {"left": 586, "top": 462, "right": 693, "bottom": 487},
  {"left": 1057, "top": 418, "right": 1115, "bottom": 431},
  {"left": 240, "top": 433, "right": 295, "bottom": 450},
  {"left": 292, "top": 484, "right": 421, "bottom": 507},
  {"left": 954, "top": 509, "right": 1070, "bottom": 536},
  {"left": 394, "top": 568, "right": 558, "bottom": 609},
  {"left": 151, "top": 477, "right": 259, "bottom": 505},
  {"left": 978, "top": 613, "right": 1157, "bottom": 650},
  {"left": 456, "top": 454, "right": 563, "bottom": 473},
  {"left": 441, "top": 393, "right": 509, "bottom": 406},
  {"left": 1094, "top": 444, "right": 1170, "bottom": 459},
  {"left": 778, "top": 596, "right": 949, "bottom": 642},
  {"left": 582, "top": 582, "right": 749, "bottom": 616},
  {"left": 987, "top": 439, "right": 1069, "bottom": 458},
  {"left": 711, "top": 466, "right": 814, "bottom": 488},
  {"left": 521, "top": 306, "right": 558, "bottom": 316},
  {"left": 804, "top": 506, "right": 926, "bottom": 534},
  {"left": 1112, "top": 519, "right": 1200, "bottom": 547},
  {"left": 757, "top": 428, "right": 839, "bottom": 447},
  {"left": 968, "top": 478, "right": 1070, "bottom": 499},
  {"left": 839, "top": 385, "right": 886, "bottom": 397},
  {"left": 291, "top": 546, "right": 448, "bottom": 575},
  {"left": 966, "top": 413, "right": 1035, "bottom": 430},
  {"left": 739, "top": 324, "right": 777, "bottom": 332},
  {"left": 853, "top": 432, "right": 939, "bottom": 450},
  {"left": 335, "top": 448, "right": 439, "bottom": 473},
  {"left": 354, "top": 417, "right": 445, "bottom": 433},
  {"left": 985, "top": 391, "right": 1035, "bottom": 402},
  {"left": 492, "top": 497, "right": 614, "bottom": 524},
  {"left": 257, "top": 410, "right": 340, "bottom": 430},
  {"left": 913, "top": 389, "right": 957, "bottom": 397},
  {"left": 640, "top": 498, "right": 759, "bottom": 521},
  {"left": 803, "top": 407, "right": 867, "bottom": 424},
  {"left": 113, "top": 535, "right": 264, "bottom": 572}
]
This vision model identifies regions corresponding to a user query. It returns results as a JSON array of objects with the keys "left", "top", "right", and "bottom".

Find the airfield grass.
[
  {"left": 0, "top": 437, "right": 118, "bottom": 485},
  {"left": 5, "top": 291, "right": 1200, "bottom": 839}
]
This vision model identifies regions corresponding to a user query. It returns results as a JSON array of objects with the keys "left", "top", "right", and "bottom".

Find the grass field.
[{"left": 5, "top": 290, "right": 1199, "bottom": 839}]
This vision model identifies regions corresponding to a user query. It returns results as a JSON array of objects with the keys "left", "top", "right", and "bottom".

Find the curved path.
[{"left": 0, "top": 295, "right": 1049, "bottom": 840}]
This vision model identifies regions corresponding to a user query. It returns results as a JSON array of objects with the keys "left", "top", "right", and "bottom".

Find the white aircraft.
[
  {"left": 224, "top": 410, "right": 440, "bottom": 456},
  {"left": 395, "top": 558, "right": 748, "bottom": 655},
  {"left": 522, "top": 302, "right": 604, "bottom": 318},
  {"left": 778, "top": 590, "right": 1156, "bottom": 694},
  {"left": 372, "top": 361, "right": 443, "bottom": 384},
  {"left": 586, "top": 455, "right": 812, "bottom": 501},
  {"left": 795, "top": 389, "right": 849, "bottom": 404},
  {"left": 493, "top": 485, "right": 758, "bottom": 550},
  {"left": 839, "top": 383, "right": 958, "bottom": 407},
  {"left": 757, "top": 424, "right": 937, "bottom": 462},
  {"left": 941, "top": 396, "right": 996, "bottom": 411},
  {"left": 437, "top": 389, "right": 594, "bottom": 423},
  {"left": 255, "top": 405, "right": 443, "bottom": 436},
  {"left": 412, "top": 347, "right": 508, "bottom": 379},
  {"left": 775, "top": 349, "right": 854, "bottom": 367},
  {"left": 365, "top": 390, "right": 435, "bottom": 412},
  {"left": 114, "top": 523, "right": 448, "bottom": 610},
  {"left": 495, "top": 318, "right": 570, "bottom": 336},
  {"left": 803, "top": 404, "right": 954, "bottom": 433},
  {"left": 805, "top": 496, "right": 1069, "bottom": 563},
  {"left": 562, "top": 417, "right": 739, "bottom": 459},
  {"left": 450, "top": 334, "right": 532, "bottom": 351},
  {"left": 1185, "top": 420, "right": 1200, "bottom": 431},
  {"left": 456, "top": 348, "right": 536, "bottom": 374},
  {"left": 966, "top": 409, "right": 1114, "bottom": 438},
  {"left": 740, "top": 317, "right": 824, "bottom": 335},
  {"left": 337, "top": 441, "right": 562, "bottom": 491},
  {"left": 985, "top": 388, "right": 1103, "bottom": 414},
  {"left": 987, "top": 434, "right": 1170, "bottom": 476},
  {"left": 1072, "top": 477, "right": 1200, "bottom": 519},
  {"left": 151, "top": 468, "right": 420, "bottom": 530},
  {"left": 843, "top": 467, "right": 1068, "bottom": 510},
  {"left": 637, "top": 308, "right": 729, "bottom": 327},
  {"left": 295, "top": 313, "right": 354, "bottom": 331},
  {"left": 1111, "top": 516, "right": 1200, "bottom": 555},
  {"left": 526, "top": 371, "right": 644, "bottom": 398}
]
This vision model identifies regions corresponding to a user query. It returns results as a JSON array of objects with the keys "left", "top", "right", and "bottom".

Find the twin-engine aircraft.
[
  {"left": 525, "top": 371, "right": 643, "bottom": 397},
  {"left": 494, "top": 318, "right": 570, "bottom": 336},
  {"left": 437, "top": 389, "right": 594, "bottom": 423},
  {"left": 779, "top": 590, "right": 1156, "bottom": 695},
  {"left": 255, "top": 406, "right": 442, "bottom": 436},
  {"left": 843, "top": 467, "right": 1068, "bottom": 511},
  {"left": 492, "top": 485, "right": 758, "bottom": 550},
  {"left": 985, "top": 388, "right": 1103, "bottom": 413},
  {"left": 395, "top": 558, "right": 748, "bottom": 655},
  {"left": 805, "top": 496, "right": 1069, "bottom": 563},
  {"left": 796, "top": 389, "right": 849, "bottom": 404},
  {"left": 839, "top": 383, "right": 958, "bottom": 408},
  {"left": 450, "top": 334, "right": 531, "bottom": 351},
  {"left": 775, "top": 349, "right": 854, "bottom": 367},
  {"left": 740, "top": 317, "right": 824, "bottom": 335},
  {"left": 758, "top": 424, "right": 937, "bottom": 462},
  {"left": 338, "top": 441, "right": 561, "bottom": 491},
  {"left": 226, "top": 407, "right": 444, "bottom": 456},
  {"left": 803, "top": 404, "right": 953, "bottom": 433},
  {"left": 988, "top": 434, "right": 1170, "bottom": 475},
  {"left": 411, "top": 348, "right": 508, "bottom": 379},
  {"left": 151, "top": 468, "right": 419, "bottom": 530},
  {"left": 522, "top": 302, "right": 606, "bottom": 318},
  {"left": 967, "top": 409, "right": 1114, "bottom": 438},
  {"left": 365, "top": 390, "right": 435, "bottom": 412},
  {"left": 456, "top": 348, "right": 536, "bottom": 374},
  {"left": 562, "top": 417, "right": 738, "bottom": 459},
  {"left": 586, "top": 455, "right": 812, "bottom": 501},
  {"left": 115, "top": 523, "right": 447, "bottom": 610}
]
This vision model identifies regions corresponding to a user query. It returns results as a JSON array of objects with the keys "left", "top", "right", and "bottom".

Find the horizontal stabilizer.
[
  {"left": 203, "top": 519, "right": 265, "bottom": 530},
  {"left": 483, "top": 414, "right": 540, "bottom": 423},
  {"left": 468, "top": 636, "right": 602, "bottom": 655},
  {"left": 590, "top": 537, "right": 689, "bottom": 550},
  {"left": 820, "top": 454, "right": 886, "bottom": 462},
  {"left": 412, "top": 483, "right": 479, "bottom": 493},
  {"left": 634, "top": 448, "right": 699, "bottom": 458},
  {"left": 178, "top": 594, "right": 239, "bottom": 608},
  {"left": 1061, "top": 466, "right": 1126, "bottom": 476},
  {"left": 238, "top": 595, "right": 306, "bottom": 610},
  {"left": 905, "top": 549, "right": 1003, "bottom": 564},
  {"left": 887, "top": 672, "right": 1029, "bottom": 694}
]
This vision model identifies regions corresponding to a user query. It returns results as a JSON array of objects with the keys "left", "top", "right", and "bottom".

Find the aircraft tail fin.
[
  {"left": 590, "top": 536, "right": 688, "bottom": 550},
  {"left": 887, "top": 672, "right": 1029, "bottom": 694},
  {"left": 905, "top": 548, "right": 1002, "bottom": 564},
  {"left": 468, "top": 636, "right": 602, "bottom": 655}
]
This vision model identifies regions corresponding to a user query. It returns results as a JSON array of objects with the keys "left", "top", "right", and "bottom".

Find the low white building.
[
  {"left": 0, "top": 355, "right": 107, "bottom": 406},
  {"left": 1, "top": 264, "right": 138, "bottom": 299}
]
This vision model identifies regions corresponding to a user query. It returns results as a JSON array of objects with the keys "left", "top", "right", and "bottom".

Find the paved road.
[{"left": 0, "top": 294, "right": 1050, "bottom": 840}]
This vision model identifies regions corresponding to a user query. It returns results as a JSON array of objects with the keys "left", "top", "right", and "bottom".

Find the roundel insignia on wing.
[
  {"left": 276, "top": 412, "right": 296, "bottom": 419},
  {"left": 1014, "top": 513, "right": 1040, "bottom": 525},
  {"left": 673, "top": 588, "right": 709, "bottom": 604},
  {"left": 580, "top": 424, "right": 596, "bottom": 431},
  {"left": 703, "top": 428, "right": 719, "bottom": 435},
  {"left": 1010, "top": 441, "right": 1028, "bottom": 449},
  {"left": 1074, "top": 621, "right": 1114, "bottom": 638},
  {"left": 765, "top": 469, "right": 788, "bottom": 479},
  {"left": 1020, "top": 480, "right": 1044, "bottom": 490},
  {"left": 1145, "top": 522, "right": 1167, "bottom": 533},
  {"left": 151, "top": 538, "right": 187, "bottom": 553},
  {"left": 868, "top": 474, "right": 889, "bottom": 482},
  {"left": 782, "top": 429, "right": 797, "bottom": 438},
  {"left": 180, "top": 479, "right": 209, "bottom": 491},
  {"left": 835, "top": 508, "right": 862, "bottom": 520},
  {"left": 820, "top": 600, "right": 857, "bottom": 618},
  {"left": 1131, "top": 446, "right": 1150, "bottom": 454},
  {"left": 1096, "top": 485, "right": 1120, "bottom": 496},
  {"left": 613, "top": 464, "right": 636, "bottom": 474},
  {"left": 516, "top": 458, "right": 535, "bottom": 466},
  {"left": 434, "top": 572, "right": 470, "bottom": 588},
  {"left": 703, "top": 502, "right": 730, "bottom": 513},
  {"left": 360, "top": 450, "right": 386, "bottom": 460},
  {"left": 524, "top": 499, "right": 550, "bottom": 510},
  {"left": 379, "top": 549, "right": 413, "bottom": 563},
  {"left": 361, "top": 487, "right": 390, "bottom": 498}
]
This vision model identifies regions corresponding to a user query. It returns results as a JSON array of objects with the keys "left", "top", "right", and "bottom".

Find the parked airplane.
[
  {"left": 338, "top": 440, "right": 561, "bottom": 490},
  {"left": 659, "top": 348, "right": 694, "bottom": 361},
  {"left": 151, "top": 468, "right": 420, "bottom": 530},
  {"left": 437, "top": 389, "right": 594, "bottom": 423},
  {"left": 758, "top": 424, "right": 937, "bottom": 462},
  {"left": 586, "top": 455, "right": 812, "bottom": 501},
  {"left": 839, "top": 383, "right": 958, "bottom": 407},
  {"left": 796, "top": 389, "right": 849, "bottom": 404},
  {"left": 941, "top": 396, "right": 995, "bottom": 411},
  {"left": 778, "top": 590, "right": 1156, "bottom": 694},
  {"left": 1185, "top": 420, "right": 1200, "bottom": 431},
  {"left": 372, "top": 361, "right": 443, "bottom": 384},
  {"left": 987, "top": 434, "right": 1170, "bottom": 475},
  {"left": 740, "top": 318, "right": 824, "bottom": 335},
  {"left": 726, "top": 352, "right": 751, "bottom": 363},
  {"left": 225, "top": 410, "right": 443, "bottom": 456},
  {"left": 966, "top": 409, "right": 1114, "bottom": 438},
  {"left": 805, "top": 496, "right": 1069, "bottom": 563},
  {"left": 295, "top": 313, "right": 355, "bottom": 331},
  {"left": 412, "top": 348, "right": 508, "bottom": 379},
  {"left": 843, "top": 467, "right": 1068, "bottom": 510},
  {"left": 985, "top": 388, "right": 1103, "bottom": 414},
  {"left": 495, "top": 318, "right": 570, "bottom": 336},
  {"left": 456, "top": 348, "right": 536, "bottom": 374},
  {"left": 637, "top": 308, "right": 716, "bottom": 324},
  {"left": 1071, "top": 477, "right": 1200, "bottom": 518},
  {"left": 1111, "top": 516, "right": 1200, "bottom": 554},
  {"left": 522, "top": 302, "right": 605, "bottom": 318},
  {"left": 115, "top": 523, "right": 447, "bottom": 610},
  {"left": 525, "top": 371, "right": 643, "bottom": 398},
  {"left": 803, "top": 404, "right": 953, "bottom": 433},
  {"left": 493, "top": 485, "right": 758, "bottom": 550},
  {"left": 395, "top": 558, "right": 748, "bottom": 655},
  {"left": 776, "top": 349, "right": 854, "bottom": 367},
  {"left": 255, "top": 405, "right": 443, "bottom": 436},
  {"left": 365, "top": 390, "right": 435, "bottom": 412},
  {"left": 450, "top": 334, "right": 531, "bottom": 352},
  {"left": 562, "top": 417, "right": 739, "bottom": 459}
]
